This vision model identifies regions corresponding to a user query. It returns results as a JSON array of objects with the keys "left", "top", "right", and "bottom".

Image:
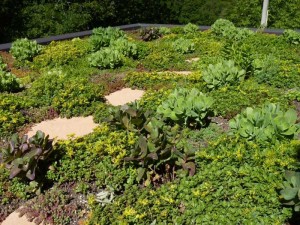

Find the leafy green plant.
[
  {"left": 253, "top": 54, "right": 280, "bottom": 84},
  {"left": 233, "top": 28, "right": 254, "bottom": 41},
  {"left": 159, "top": 27, "right": 171, "bottom": 35},
  {"left": 229, "top": 103, "right": 300, "bottom": 143},
  {"left": 283, "top": 29, "right": 300, "bottom": 45},
  {"left": 211, "top": 19, "right": 253, "bottom": 41},
  {"left": 157, "top": 88, "right": 214, "bottom": 127},
  {"left": 140, "top": 28, "right": 162, "bottom": 41},
  {"left": 172, "top": 38, "right": 195, "bottom": 54},
  {"left": 183, "top": 23, "right": 199, "bottom": 34},
  {"left": 281, "top": 171, "right": 300, "bottom": 212},
  {"left": 202, "top": 60, "right": 246, "bottom": 89},
  {"left": 286, "top": 88, "right": 300, "bottom": 102},
  {"left": 110, "top": 38, "right": 138, "bottom": 58},
  {"left": 0, "top": 71, "right": 22, "bottom": 92},
  {"left": 90, "top": 27, "right": 126, "bottom": 51},
  {"left": 221, "top": 42, "right": 254, "bottom": 76},
  {"left": 88, "top": 48, "right": 124, "bottom": 69},
  {"left": 211, "top": 19, "right": 236, "bottom": 37},
  {"left": 10, "top": 38, "right": 42, "bottom": 62},
  {"left": 0, "top": 57, "right": 7, "bottom": 71},
  {"left": 0, "top": 131, "right": 53, "bottom": 180}
]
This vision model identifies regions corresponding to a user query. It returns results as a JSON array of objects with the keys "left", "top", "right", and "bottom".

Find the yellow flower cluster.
[{"left": 92, "top": 125, "right": 137, "bottom": 165}]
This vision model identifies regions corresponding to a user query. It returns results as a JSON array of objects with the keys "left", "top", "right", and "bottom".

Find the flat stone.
[
  {"left": 105, "top": 88, "right": 145, "bottom": 106},
  {"left": 2, "top": 211, "right": 34, "bottom": 225},
  {"left": 27, "top": 116, "right": 98, "bottom": 140},
  {"left": 185, "top": 57, "right": 200, "bottom": 63}
]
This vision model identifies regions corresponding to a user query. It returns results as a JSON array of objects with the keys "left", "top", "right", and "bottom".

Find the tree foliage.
[{"left": 0, "top": 0, "right": 300, "bottom": 43}]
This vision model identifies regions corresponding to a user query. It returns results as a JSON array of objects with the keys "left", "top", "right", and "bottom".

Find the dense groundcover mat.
[{"left": 1, "top": 20, "right": 300, "bottom": 224}]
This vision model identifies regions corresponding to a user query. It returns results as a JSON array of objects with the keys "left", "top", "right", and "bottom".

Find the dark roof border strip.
[{"left": 0, "top": 23, "right": 299, "bottom": 51}]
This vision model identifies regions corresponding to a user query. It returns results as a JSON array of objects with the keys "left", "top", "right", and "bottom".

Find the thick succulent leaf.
[
  {"left": 138, "top": 136, "right": 148, "bottom": 159},
  {"left": 9, "top": 167, "right": 22, "bottom": 179},
  {"left": 20, "top": 144, "right": 29, "bottom": 153},
  {"left": 21, "top": 135, "right": 28, "bottom": 144},
  {"left": 137, "top": 167, "right": 146, "bottom": 182},
  {"left": 26, "top": 167, "right": 36, "bottom": 180},
  {"left": 281, "top": 187, "right": 299, "bottom": 200},
  {"left": 147, "top": 152, "right": 158, "bottom": 160},
  {"left": 182, "top": 162, "right": 196, "bottom": 176},
  {"left": 285, "top": 109, "right": 297, "bottom": 124}
]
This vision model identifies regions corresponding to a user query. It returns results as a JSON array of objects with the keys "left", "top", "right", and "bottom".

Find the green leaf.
[
  {"left": 138, "top": 136, "right": 148, "bottom": 159},
  {"left": 281, "top": 187, "right": 299, "bottom": 200},
  {"left": 137, "top": 167, "right": 146, "bottom": 182}
]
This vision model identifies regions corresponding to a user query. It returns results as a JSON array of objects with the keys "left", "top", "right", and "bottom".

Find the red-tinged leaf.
[
  {"left": 182, "top": 162, "right": 196, "bottom": 176},
  {"left": 123, "top": 156, "right": 138, "bottom": 161},
  {"left": 26, "top": 167, "right": 36, "bottom": 180},
  {"left": 147, "top": 152, "right": 158, "bottom": 160},
  {"left": 21, "top": 144, "right": 29, "bottom": 153},
  {"left": 9, "top": 167, "right": 21, "bottom": 179}
]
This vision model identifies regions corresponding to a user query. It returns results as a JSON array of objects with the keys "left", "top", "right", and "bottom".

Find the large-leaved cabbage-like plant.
[
  {"left": 281, "top": 171, "right": 300, "bottom": 211},
  {"left": 90, "top": 27, "right": 126, "bottom": 51},
  {"left": 282, "top": 29, "right": 300, "bottom": 45},
  {"left": 10, "top": 38, "right": 42, "bottom": 62},
  {"left": 157, "top": 88, "right": 214, "bottom": 127},
  {"left": 88, "top": 48, "right": 124, "bottom": 69},
  {"left": 172, "top": 38, "right": 195, "bottom": 54},
  {"left": 202, "top": 60, "right": 245, "bottom": 89},
  {"left": 229, "top": 103, "right": 300, "bottom": 143}
]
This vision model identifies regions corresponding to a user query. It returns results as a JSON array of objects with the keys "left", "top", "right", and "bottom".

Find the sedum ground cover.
[{"left": 0, "top": 20, "right": 300, "bottom": 224}]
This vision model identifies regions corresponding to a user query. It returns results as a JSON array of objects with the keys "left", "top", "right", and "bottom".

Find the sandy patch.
[
  {"left": 27, "top": 116, "right": 98, "bottom": 140},
  {"left": 2, "top": 211, "right": 34, "bottom": 225},
  {"left": 105, "top": 88, "right": 145, "bottom": 106},
  {"left": 185, "top": 57, "right": 200, "bottom": 63}
]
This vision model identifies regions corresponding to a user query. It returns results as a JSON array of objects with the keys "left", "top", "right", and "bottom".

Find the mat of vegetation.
[{"left": 1, "top": 20, "right": 300, "bottom": 224}]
